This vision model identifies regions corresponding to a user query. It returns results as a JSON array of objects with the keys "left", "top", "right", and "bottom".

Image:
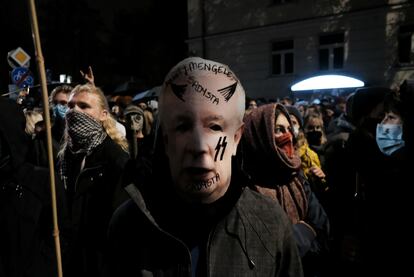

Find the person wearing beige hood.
[{"left": 241, "top": 103, "right": 330, "bottom": 276}]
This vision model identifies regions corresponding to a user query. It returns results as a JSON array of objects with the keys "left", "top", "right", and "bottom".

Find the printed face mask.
[
  {"left": 53, "top": 104, "right": 69, "bottom": 119},
  {"left": 376, "top": 123, "right": 405, "bottom": 156},
  {"left": 65, "top": 109, "right": 107, "bottom": 154},
  {"left": 161, "top": 57, "right": 244, "bottom": 204}
]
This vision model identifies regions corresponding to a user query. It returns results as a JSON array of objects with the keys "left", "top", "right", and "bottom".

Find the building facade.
[{"left": 186, "top": 0, "right": 414, "bottom": 100}]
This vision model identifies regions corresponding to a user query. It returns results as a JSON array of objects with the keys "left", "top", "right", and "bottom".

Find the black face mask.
[{"left": 306, "top": 130, "right": 322, "bottom": 146}]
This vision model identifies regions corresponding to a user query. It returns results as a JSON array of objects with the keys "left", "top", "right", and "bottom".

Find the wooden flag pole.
[{"left": 27, "top": 1, "right": 63, "bottom": 276}]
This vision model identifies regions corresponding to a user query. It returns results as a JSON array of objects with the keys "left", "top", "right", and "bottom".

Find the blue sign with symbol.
[{"left": 11, "top": 67, "right": 34, "bottom": 88}]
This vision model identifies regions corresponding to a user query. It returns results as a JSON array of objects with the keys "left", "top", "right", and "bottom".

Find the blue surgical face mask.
[
  {"left": 53, "top": 104, "right": 68, "bottom": 119},
  {"left": 376, "top": 124, "right": 405, "bottom": 156}
]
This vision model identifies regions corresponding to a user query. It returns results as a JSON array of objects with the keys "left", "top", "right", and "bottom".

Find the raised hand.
[{"left": 80, "top": 66, "right": 95, "bottom": 86}]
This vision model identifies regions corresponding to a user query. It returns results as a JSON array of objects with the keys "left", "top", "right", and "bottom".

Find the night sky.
[{"left": 0, "top": 0, "right": 188, "bottom": 96}]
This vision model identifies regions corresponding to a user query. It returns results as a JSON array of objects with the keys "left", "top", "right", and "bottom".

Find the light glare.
[{"left": 291, "top": 75, "right": 364, "bottom": 91}]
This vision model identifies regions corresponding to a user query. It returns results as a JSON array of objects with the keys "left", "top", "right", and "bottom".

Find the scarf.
[
  {"left": 65, "top": 109, "right": 107, "bottom": 155},
  {"left": 59, "top": 110, "right": 107, "bottom": 182}
]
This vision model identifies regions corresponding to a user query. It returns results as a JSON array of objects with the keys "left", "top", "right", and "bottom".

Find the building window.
[
  {"left": 319, "top": 33, "right": 344, "bottom": 70},
  {"left": 398, "top": 25, "right": 414, "bottom": 65},
  {"left": 271, "top": 40, "right": 294, "bottom": 75}
]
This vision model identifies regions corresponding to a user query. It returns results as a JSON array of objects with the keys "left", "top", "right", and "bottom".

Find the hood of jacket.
[{"left": 242, "top": 103, "right": 301, "bottom": 185}]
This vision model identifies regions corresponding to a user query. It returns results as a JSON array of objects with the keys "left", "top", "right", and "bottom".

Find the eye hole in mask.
[{"left": 129, "top": 114, "right": 144, "bottom": 132}]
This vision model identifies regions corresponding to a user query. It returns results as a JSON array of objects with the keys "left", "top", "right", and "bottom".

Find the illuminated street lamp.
[{"left": 291, "top": 74, "right": 364, "bottom": 91}]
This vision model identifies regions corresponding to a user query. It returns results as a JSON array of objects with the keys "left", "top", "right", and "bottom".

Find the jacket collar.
[{"left": 125, "top": 183, "right": 160, "bottom": 228}]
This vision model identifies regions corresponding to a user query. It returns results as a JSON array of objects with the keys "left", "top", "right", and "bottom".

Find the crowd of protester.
[{"left": 0, "top": 59, "right": 412, "bottom": 277}]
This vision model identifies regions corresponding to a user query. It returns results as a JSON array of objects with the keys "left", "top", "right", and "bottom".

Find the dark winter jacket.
[
  {"left": 0, "top": 97, "right": 67, "bottom": 277},
  {"left": 61, "top": 136, "right": 129, "bottom": 277},
  {"left": 106, "top": 175, "right": 303, "bottom": 276}
]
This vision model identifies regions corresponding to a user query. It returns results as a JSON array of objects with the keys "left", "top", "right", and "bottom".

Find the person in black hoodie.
[
  {"left": 57, "top": 84, "right": 129, "bottom": 277},
  {"left": 0, "top": 97, "right": 68, "bottom": 277},
  {"left": 344, "top": 87, "right": 411, "bottom": 276}
]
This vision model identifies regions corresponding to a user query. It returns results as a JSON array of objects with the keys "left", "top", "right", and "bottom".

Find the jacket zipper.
[
  {"left": 205, "top": 224, "right": 217, "bottom": 277},
  {"left": 74, "top": 165, "right": 102, "bottom": 193},
  {"left": 126, "top": 184, "right": 192, "bottom": 276}
]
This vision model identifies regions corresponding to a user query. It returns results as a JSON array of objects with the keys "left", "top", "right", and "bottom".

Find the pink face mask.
[{"left": 275, "top": 132, "right": 294, "bottom": 158}]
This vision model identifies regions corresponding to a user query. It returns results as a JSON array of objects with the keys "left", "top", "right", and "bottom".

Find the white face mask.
[
  {"left": 293, "top": 126, "right": 300, "bottom": 138},
  {"left": 376, "top": 124, "right": 405, "bottom": 156}
]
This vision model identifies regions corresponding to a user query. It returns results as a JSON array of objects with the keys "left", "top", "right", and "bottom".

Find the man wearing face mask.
[
  {"left": 123, "top": 104, "right": 145, "bottom": 159},
  {"left": 57, "top": 84, "right": 129, "bottom": 277},
  {"left": 50, "top": 85, "right": 72, "bottom": 142},
  {"left": 105, "top": 57, "right": 303, "bottom": 276},
  {"left": 345, "top": 88, "right": 411, "bottom": 275},
  {"left": 25, "top": 85, "right": 72, "bottom": 167},
  {"left": 373, "top": 90, "right": 411, "bottom": 276}
]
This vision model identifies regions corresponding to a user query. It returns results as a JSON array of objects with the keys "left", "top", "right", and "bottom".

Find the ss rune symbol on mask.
[{"left": 214, "top": 136, "right": 227, "bottom": 162}]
